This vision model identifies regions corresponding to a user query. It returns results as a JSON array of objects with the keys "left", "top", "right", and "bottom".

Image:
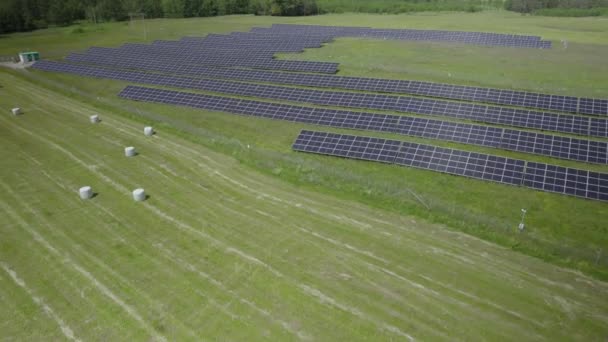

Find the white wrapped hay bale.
[
  {"left": 11, "top": 108, "right": 21, "bottom": 115},
  {"left": 144, "top": 126, "right": 154, "bottom": 136},
  {"left": 124, "top": 146, "right": 136, "bottom": 157},
  {"left": 132, "top": 188, "right": 146, "bottom": 201},
  {"left": 79, "top": 186, "right": 93, "bottom": 200},
  {"left": 90, "top": 114, "right": 100, "bottom": 123}
]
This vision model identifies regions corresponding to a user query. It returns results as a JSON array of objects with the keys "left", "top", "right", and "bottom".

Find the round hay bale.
[
  {"left": 132, "top": 188, "right": 146, "bottom": 201},
  {"left": 11, "top": 108, "right": 21, "bottom": 115},
  {"left": 125, "top": 146, "right": 136, "bottom": 157},
  {"left": 90, "top": 115, "right": 100, "bottom": 123},
  {"left": 79, "top": 186, "right": 93, "bottom": 200},
  {"left": 144, "top": 126, "right": 154, "bottom": 136}
]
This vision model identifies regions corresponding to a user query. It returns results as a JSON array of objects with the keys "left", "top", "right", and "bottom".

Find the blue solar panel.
[
  {"left": 293, "top": 130, "right": 608, "bottom": 202},
  {"left": 108, "top": 84, "right": 608, "bottom": 165},
  {"left": 70, "top": 45, "right": 339, "bottom": 74},
  {"left": 254, "top": 24, "right": 552, "bottom": 49},
  {"left": 34, "top": 61, "right": 608, "bottom": 138},
  {"left": 46, "top": 45, "right": 606, "bottom": 117}
]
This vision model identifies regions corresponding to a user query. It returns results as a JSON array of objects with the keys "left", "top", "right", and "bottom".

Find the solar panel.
[
  {"left": 36, "top": 60, "right": 607, "bottom": 138},
  {"left": 292, "top": 130, "right": 608, "bottom": 202},
  {"left": 69, "top": 47, "right": 339, "bottom": 74},
  {"left": 152, "top": 40, "right": 310, "bottom": 53},
  {"left": 108, "top": 84, "right": 608, "bottom": 165},
  {"left": 253, "top": 24, "right": 552, "bottom": 49},
  {"left": 50, "top": 43, "right": 606, "bottom": 116},
  {"left": 112, "top": 44, "right": 278, "bottom": 59}
]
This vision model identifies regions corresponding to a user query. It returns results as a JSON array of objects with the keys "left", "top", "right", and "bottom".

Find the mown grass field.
[{"left": 1, "top": 11, "right": 608, "bottom": 340}]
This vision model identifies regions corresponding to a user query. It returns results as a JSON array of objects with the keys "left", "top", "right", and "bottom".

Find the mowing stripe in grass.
[{"left": 0, "top": 263, "right": 81, "bottom": 342}]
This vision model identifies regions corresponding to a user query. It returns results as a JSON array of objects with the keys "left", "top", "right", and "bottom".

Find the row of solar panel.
[
  {"left": 249, "top": 29, "right": 543, "bottom": 45},
  {"left": 250, "top": 25, "right": 550, "bottom": 48},
  {"left": 103, "top": 44, "right": 278, "bottom": 59},
  {"left": 262, "top": 24, "right": 543, "bottom": 40},
  {"left": 106, "top": 84, "right": 608, "bottom": 164},
  {"left": 81, "top": 45, "right": 326, "bottom": 67},
  {"left": 64, "top": 43, "right": 607, "bottom": 116},
  {"left": 162, "top": 41, "right": 320, "bottom": 52},
  {"left": 210, "top": 30, "right": 550, "bottom": 49},
  {"left": 86, "top": 46, "right": 280, "bottom": 67},
  {"left": 169, "top": 34, "right": 331, "bottom": 51},
  {"left": 153, "top": 40, "right": 322, "bottom": 52},
  {"left": 252, "top": 24, "right": 552, "bottom": 48},
  {"left": 50, "top": 57, "right": 608, "bottom": 138},
  {"left": 67, "top": 49, "right": 339, "bottom": 74},
  {"left": 228, "top": 31, "right": 335, "bottom": 42},
  {"left": 264, "top": 24, "right": 543, "bottom": 41},
  {"left": 262, "top": 30, "right": 545, "bottom": 44},
  {"left": 200, "top": 33, "right": 331, "bottom": 45},
  {"left": 292, "top": 130, "right": 608, "bottom": 202},
  {"left": 151, "top": 40, "right": 316, "bottom": 52}
]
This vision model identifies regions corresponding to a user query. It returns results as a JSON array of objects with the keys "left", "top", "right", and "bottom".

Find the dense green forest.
[
  {"left": 0, "top": 0, "right": 319, "bottom": 34},
  {"left": 1, "top": 0, "right": 607, "bottom": 34}
]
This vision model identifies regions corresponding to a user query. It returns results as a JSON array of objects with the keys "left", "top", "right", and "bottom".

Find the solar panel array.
[
  {"left": 52, "top": 46, "right": 608, "bottom": 116},
  {"left": 67, "top": 49, "right": 339, "bottom": 74},
  {"left": 68, "top": 30, "right": 338, "bottom": 73},
  {"left": 68, "top": 31, "right": 339, "bottom": 74},
  {"left": 160, "top": 32, "right": 333, "bottom": 57},
  {"left": 292, "top": 130, "right": 608, "bottom": 202},
  {"left": 158, "top": 39, "right": 318, "bottom": 52},
  {"left": 35, "top": 60, "right": 608, "bottom": 138},
  {"left": 110, "top": 44, "right": 279, "bottom": 59},
  {"left": 113, "top": 85, "right": 608, "bottom": 165},
  {"left": 251, "top": 24, "right": 552, "bottom": 49},
  {"left": 151, "top": 40, "right": 310, "bottom": 53},
  {"left": 192, "top": 33, "right": 333, "bottom": 47},
  {"left": 31, "top": 25, "right": 608, "bottom": 202}
]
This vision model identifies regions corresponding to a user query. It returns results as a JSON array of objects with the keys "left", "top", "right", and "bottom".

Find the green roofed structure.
[{"left": 18, "top": 51, "right": 40, "bottom": 63}]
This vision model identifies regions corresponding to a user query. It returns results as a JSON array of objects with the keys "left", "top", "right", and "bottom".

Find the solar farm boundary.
[
  {"left": 109, "top": 84, "right": 608, "bottom": 165},
  {"left": 292, "top": 130, "right": 608, "bottom": 202},
  {"left": 37, "top": 60, "right": 608, "bottom": 138}
]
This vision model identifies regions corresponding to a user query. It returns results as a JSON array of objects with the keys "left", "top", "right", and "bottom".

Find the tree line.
[
  {"left": 0, "top": 0, "right": 319, "bottom": 34},
  {"left": 3, "top": 0, "right": 605, "bottom": 34},
  {"left": 505, "top": 0, "right": 608, "bottom": 14}
]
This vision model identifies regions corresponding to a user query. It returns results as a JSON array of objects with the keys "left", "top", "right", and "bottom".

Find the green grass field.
[{"left": 1, "top": 11, "right": 608, "bottom": 340}]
